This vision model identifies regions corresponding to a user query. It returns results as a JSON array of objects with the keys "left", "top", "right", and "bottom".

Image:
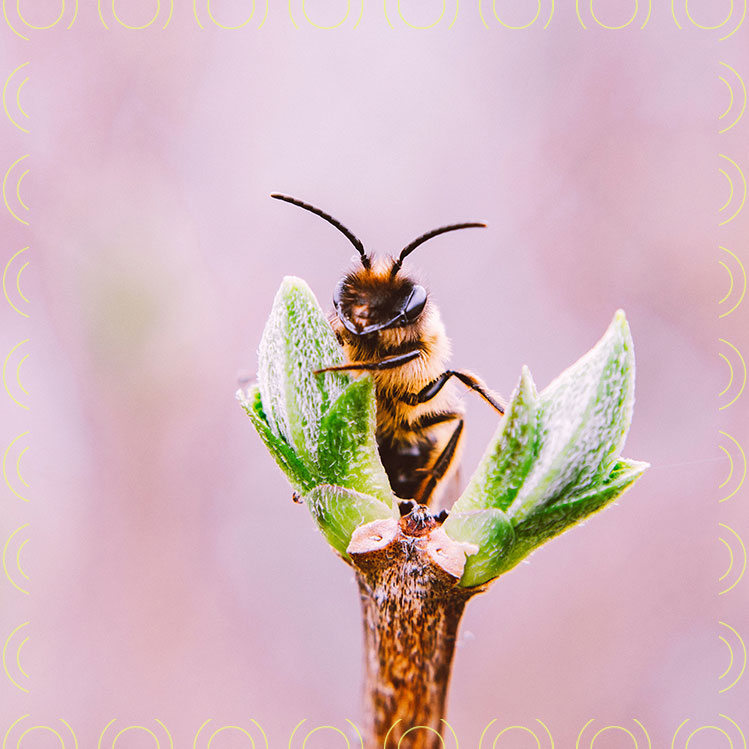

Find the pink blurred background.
[{"left": 2, "top": 1, "right": 748, "bottom": 746}]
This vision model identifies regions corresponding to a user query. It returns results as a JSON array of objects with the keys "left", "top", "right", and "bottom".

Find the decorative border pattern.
[
  {"left": 2, "top": 2, "right": 746, "bottom": 746},
  {"left": 0, "top": 0, "right": 743, "bottom": 31}
]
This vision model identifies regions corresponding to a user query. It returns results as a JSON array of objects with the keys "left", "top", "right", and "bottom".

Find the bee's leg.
[
  {"left": 417, "top": 419, "right": 464, "bottom": 505},
  {"left": 404, "top": 370, "right": 504, "bottom": 414},
  {"left": 398, "top": 499, "right": 418, "bottom": 516},
  {"left": 314, "top": 349, "right": 420, "bottom": 374}
]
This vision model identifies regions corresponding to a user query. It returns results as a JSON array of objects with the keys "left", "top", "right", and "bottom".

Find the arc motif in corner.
[
  {"left": 671, "top": 0, "right": 747, "bottom": 41},
  {"left": 576, "top": 0, "right": 652, "bottom": 29},
  {"left": 97, "top": 0, "right": 174, "bottom": 29},
  {"left": 193, "top": 0, "right": 269, "bottom": 29},
  {"left": 479, "top": 0, "right": 554, "bottom": 30},
  {"left": 3, "top": 0, "right": 78, "bottom": 40}
]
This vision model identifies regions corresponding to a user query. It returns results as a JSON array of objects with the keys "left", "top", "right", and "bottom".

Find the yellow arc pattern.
[
  {"left": 2, "top": 154, "right": 30, "bottom": 226},
  {"left": 590, "top": 726, "right": 638, "bottom": 746},
  {"left": 671, "top": 0, "right": 747, "bottom": 40},
  {"left": 2, "top": 62, "right": 30, "bottom": 133},
  {"left": 576, "top": 719, "right": 651, "bottom": 748},
  {"left": 206, "top": 0, "right": 255, "bottom": 28},
  {"left": 3, "top": 338, "right": 30, "bottom": 410},
  {"left": 718, "top": 246, "right": 746, "bottom": 317},
  {"left": 194, "top": 719, "right": 268, "bottom": 748},
  {"left": 98, "top": 719, "right": 173, "bottom": 748},
  {"left": 97, "top": 0, "right": 173, "bottom": 29},
  {"left": 16, "top": 76, "right": 28, "bottom": 118},
  {"left": 401, "top": 727, "right": 444, "bottom": 748},
  {"left": 718, "top": 523, "right": 747, "bottom": 595},
  {"left": 479, "top": 718, "right": 554, "bottom": 748},
  {"left": 194, "top": 0, "right": 269, "bottom": 27},
  {"left": 719, "top": 352, "right": 734, "bottom": 395},
  {"left": 718, "top": 338, "right": 746, "bottom": 409},
  {"left": 16, "top": 169, "right": 29, "bottom": 210},
  {"left": 288, "top": 719, "right": 364, "bottom": 749},
  {"left": 2, "top": 621, "right": 30, "bottom": 693},
  {"left": 3, "top": 246, "right": 31, "bottom": 318},
  {"left": 494, "top": 725, "right": 542, "bottom": 747},
  {"left": 1, "top": 717, "right": 78, "bottom": 748},
  {"left": 479, "top": 0, "right": 554, "bottom": 29},
  {"left": 2, "top": 0, "right": 78, "bottom": 39},
  {"left": 196, "top": 0, "right": 269, "bottom": 29},
  {"left": 720, "top": 76, "right": 734, "bottom": 118},
  {"left": 718, "top": 621, "right": 747, "bottom": 692},
  {"left": 718, "top": 154, "right": 746, "bottom": 225},
  {"left": 718, "top": 445, "right": 733, "bottom": 487},
  {"left": 3, "top": 523, "right": 30, "bottom": 595},
  {"left": 671, "top": 715, "right": 747, "bottom": 748},
  {"left": 304, "top": 0, "right": 350, "bottom": 29},
  {"left": 290, "top": 0, "right": 362, "bottom": 28},
  {"left": 576, "top": 0, "right": 651, "bottom": 29},
  {"left": 718, "top": 261, "right": 733, "bottom": 303},
  {"left": 492, "top": 0, "right": 541, "bottom": 29},
  {"left": 390, "top": 0, "right": 446, "bottom": 29},
  {"left": 685, "top": 0, "right": 734, "bottom": 29},
  {"left": 719, "top": 537, "right": 734, "bottom": 581},
  {"left": 719, "top": 62, "right": 747, "bottom": 133},
  {"left": 3, "top": 431, "right": 30, "bottom": 502},
  {"left": 718, "top": 431, "right": 746, "bottom": 502},
  {"left": 720, "top": 168, "right": 734, "bottom": 211}
]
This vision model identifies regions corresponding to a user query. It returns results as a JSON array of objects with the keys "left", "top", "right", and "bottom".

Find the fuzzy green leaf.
[
  {"left": 239, "top": 384, "right": 317, "bottom": 492},
  {"left": 444, "top": 311, "right": 646, "bottom": 587},
  {"left": 497, "top": 458, "right": 648, "bottom": 575},
  {"left": 243, "top": 276, "right": 398, "bottom": 559},
  {"left": 257, "top": 276, "right": 350, "bottom": 466},
  {"left": 508, "top": 310, "right": 635, "bottom": 523},
  {"left": 318, "top": 377, "right": 393, "bottom": 506},
  {"left": 307, "top": 484, "right": 397, "bottom": 558},
  {"left": 451, "top": 366, "right": 539, "bottom": 514},
  {"left": 442, "top": 508, "right": 515, "bottom": 587}
]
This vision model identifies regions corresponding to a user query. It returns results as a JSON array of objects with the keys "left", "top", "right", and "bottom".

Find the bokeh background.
[{"left": 2, "top": 1, "right": 748, "bottom": 746}]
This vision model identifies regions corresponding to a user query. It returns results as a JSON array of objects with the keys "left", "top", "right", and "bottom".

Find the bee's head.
[
  {"left": 333, "top": 265, "right": 428, "bottom": 336},
  {"left": 270, "top": 193, "right": 485, "bottom": 337}
]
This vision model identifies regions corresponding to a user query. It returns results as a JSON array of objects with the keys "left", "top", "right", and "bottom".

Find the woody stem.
[{"left": 348, "top": 513, "right": 479, "bottom": 749}]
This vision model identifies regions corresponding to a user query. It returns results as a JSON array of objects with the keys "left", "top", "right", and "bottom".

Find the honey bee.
[{"left": 271, "top": 194, "right": 505, "bottom": 509}]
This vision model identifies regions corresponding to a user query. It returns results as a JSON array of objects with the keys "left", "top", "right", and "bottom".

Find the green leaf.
[
  {"left": 497, "top": 458, "right": 648, "bottom": 575},
  {"left": 307, "top": 484, "right": 397, "bottom": 558},
  {"left": 243, "top": 278, "right": 399, "bottom": 559},
  {"left": 442, "top": 508, "right": 515, "bottom": 587},
  {"left": 508, "top": 310, "right": 635, "bottom": 523},
  {"left": 451, "top": 366, "right": 539, "bottom": 514},
  {"left": 239, "top": 384, "right": 317, "bottom": 492},
  {"left": 257, "top": 276, "right": 350, "bottom": 466},
  {"left": 444, "top": 311, "right": 646, "bottom": 587},
  {"left": 318, "top": 377, "right": 393, "bottom": 506}
]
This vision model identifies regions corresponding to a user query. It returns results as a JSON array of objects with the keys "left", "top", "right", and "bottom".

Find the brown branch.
[{"left": 348, "top": 509, "right": 482, "bottom": 749}]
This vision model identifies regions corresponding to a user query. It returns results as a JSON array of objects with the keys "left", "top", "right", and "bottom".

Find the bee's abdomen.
[{"left": 376, "top": 407, "right": 462, "bottom": 500}]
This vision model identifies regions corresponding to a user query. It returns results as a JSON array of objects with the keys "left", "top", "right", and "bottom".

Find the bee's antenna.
[
  {"left": 271, "top": 193, "right": 371, "bottom": 270},
  {"left": 392, "top": 222, "right": 486, "bottom": 277}
]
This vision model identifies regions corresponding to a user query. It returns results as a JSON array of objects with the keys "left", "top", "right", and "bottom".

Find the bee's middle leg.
[{"left": 405, "top": 370, "right": 504, "bottom": 414}]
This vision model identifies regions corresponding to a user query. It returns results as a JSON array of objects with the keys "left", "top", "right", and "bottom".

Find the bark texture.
[{"left": 348, "top": 509, "right": 481, "bottom": 749}]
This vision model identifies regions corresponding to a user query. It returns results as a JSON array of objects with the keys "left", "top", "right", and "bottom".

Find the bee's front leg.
[{"left": 314, "top": 349, "right": 420, "bottom": 374}]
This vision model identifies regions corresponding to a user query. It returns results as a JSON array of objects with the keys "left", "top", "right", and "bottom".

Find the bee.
[{"left": 271, "top": 194, "right": 505, "bottom": 509}]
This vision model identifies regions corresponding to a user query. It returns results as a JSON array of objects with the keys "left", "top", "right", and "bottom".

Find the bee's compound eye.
[
  {"left": 333, "top": 279, "right": 346, "bottom": 308},
  {"left": 404, "top": 284, "right": 427, "bottom": 321}
]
